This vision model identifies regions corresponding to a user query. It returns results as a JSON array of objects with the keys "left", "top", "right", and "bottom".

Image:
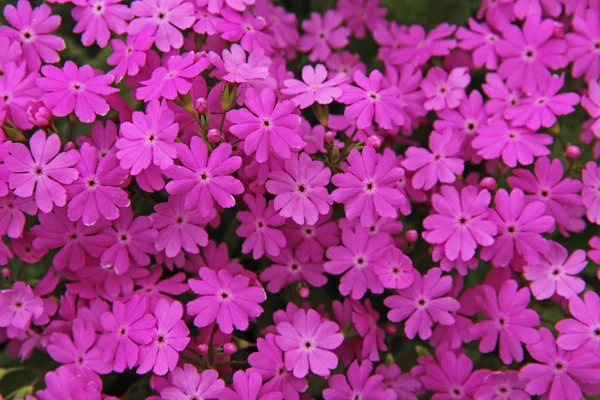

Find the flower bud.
[
  {"left": 385, "top": 324, "right": 397, "bottom": 335},
  {"left": 324, "top": 130, "right": 336, "bottom": 143},
  {"left": 223, "top": 342, "right": 237, "bottom": 355},
  {"left": 197, "top": 343, "right": 209, "bottom": 356},
  {"left": 365, "top": 135, "right": 382, "bottom": 149},
  {"left": 64, "top": 142, "right": 76, "bottom": 151},
  {"left": 207, "top": 128, "right": 221, "bottom": 144},
  {"left": 221, "top": 83, "right": 237, "bottom": 112},
  {"left": 565, "top": 145, "right": 581, "bottom": 160},
  {"left": 194, "top": 98, "right": 208, "bottom": 114},
  {"left": 298, "top": 286, "right": 310, "bottom": 298},
  {"left": 405, "top": 229, "right": 418, "bottom": 244},
  {"left": 480, "top": 177, "right": 497, "bottom": 190},
  {"left": 27, "top": 100, "right": 51, "bottom": 127},
  {"left": 312, "top": 103, "right": 329, "bottom": 126},
  {"left": 1, "top": 268, "right": 11, "bottom": 278}
]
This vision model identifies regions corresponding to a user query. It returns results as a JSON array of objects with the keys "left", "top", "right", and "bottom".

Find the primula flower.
[
  {"left": 265, "top": 152, "right": 332, "bottom": 226},
  {"left": 402, "top": 130, "right": 465, "bottom": 190},
  {"left": 332, "top": 146, "right": 406, "bottom": 227},
  {"left": 556, "top": 291, "right": 600, "bottom": 354},
  {"left": 338, "top": 0, "right": 387, "bottom": 39},
  {"left": 220, "top": 370, "right": 283, "bottom": 400},
  {"left": 198, "top": 0, "right": 255, "bottom": 13},
  {"left": 524, "top": 241, "right": 586, "bottom": 300},
  {"left": 0, "top": 193, "right": 37, "bottom": 238},
  {"left": 36, "top": 365, "right": 104, "bottom": 400},
  {"left": 582, "top": 161, "right": 600, "bottom": 224},
  {"left": 482, "top": 73, "right": 522, "bottom": 118},
  {"left": 0, "top": 281, "right": 43, "bottom": 330},
  {"left": 137, "top": 300, "right": 190, "bottom": 376},
  {"left": 217, "top": 9, "right": 273, "bottom": 53},
  {"left": 227, "top": 88, "right": 303, "bottom": 163},
  {"left": 116, "top": 99, "right": 178, "bottom": 175},
  {"left": 384, "top": 268, "right": 460, "bottom": 340},
  {"left": 423, "top": 185, "right": 497, "bottom": 262},
  {"left": 496, "top": 16, "right": 568, "bottom": 93},
  {"left": 134, "top": 266, "right": 188, "bottom": 308},
  {"left": 187, "top": 267, "right": 266, "bottom": 334},
  {"left": 282, "top": 216, "right": 341, "bottom": 263},
  {"left": 338, "top": 69, "right": 405, "bottom": 130},
  {"left": 160, "top": 364, "right": 225, "bottom": 400},
  {"left": 456, "top": 19, "right": 500, "bottom": 70},
  {"left": 210, "top": 44, "right": 270, "bottom": 84},
  {"left": 66, "top": 143, "right": 130, "bottom": 226},
  {"left": 373, "top": 247, "right": 414, "bottom": 290},
  {"left": 107, "top": 30, "right": 154, "bottom": 83},
  {"left": 376, "top": 364, "right": 421, "bottom": 400},
  {"left": 0, "top": 0, "right": 66, "bottom": 71},
  {"left": 475, "top": 371, "right": 530, "bottom": 400},
  {"left": 566, "top": 10, "right": 600, "bottom": 82},
  {"left": 351, "top": 299, "right": 388, "bottom": 361},
  {"left": 390, "top": 23, "right": 457, "bottom": 67},
  {"left": 261, "top": 248, "right": 327, "bottom": 293},
  {"left": 421, "top": 67, "right": 470, "bottom": 111},
  {"left": 236, "top": 194, "right": 286, "bottom": 259},
  {"left": 7, "top": 130, "right": 79, "bottom": 213},
  {"left": 275, "top": 308, "right": 344, "bottom": 378},
  {"left": 37, "top": 61, "right": 119, "bottom": 123},
  {"left": 71, "top": 0, "right": 133, "bottom": 48},
  {"left": 471, "top": 280, "right": 541, "bottom": 365},
  {"left": 282, "top": 64, "right": 346, "bottom": 109},
  {"left": 582, "top": 79, "right": 600, "bottom": 137},
  {"left": 323, "top": 360, "right": 394, "bottom": 400},
  {"left": 0, "top": 62, "right": 41, "bottom": 131},
  {"left": 128, "top": 0, "right": 195, "bottom": 52},
  {"left": 325, "top": 226, "right": 390, "bottom": 300},
  {"left": 298, "top": 11, "right": 351, "bottom": 62}
]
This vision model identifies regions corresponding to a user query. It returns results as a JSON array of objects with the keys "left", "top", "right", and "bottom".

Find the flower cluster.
[{"left": 0, "top": 0, "right": 600, "bottom": 398}]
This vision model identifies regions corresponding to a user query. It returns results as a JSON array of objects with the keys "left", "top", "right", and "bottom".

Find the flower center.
[
  {"left": 118, "top": 234, "right": 129, "bottom": 243},
  {"left": 157, "top": 335, "right": 165, "bottom": 343},
  {"left": 21, "top": 30, "right": 33, "bottom": 41},
  {"left": 593, "top": 41, "right": 600, "bottom": 52},
  {"left": 417, "top": 298, "right": 427, "bottom": 308},
  {"left": 93, "top": 2, "right": 104, "bottom": 14},
  {"left": 262, "top": 118, "right": 272, "bottom": 128},
  {"left": 368, "top": 91, "right": 380, "bottom": 101},
  {"left": 176, "top": 217, "right": 184, "bottom": 225},
  {"left": 498, "top": 317, "right": 506, "bottom": 327},
  {"left": 507, "top": 131, "right": 518, "bottom": 140},
  {"left": 71, "top": 82, "right": 84, "bottom": 92},
  {"left": 304, "top": 228, "right": 313, "bottom": 236},
  {"left": 303, "top": 340, "right": 314, "bottom": 351},
  {"left": 498, "top": 386, "right": 508, "bottom": 394},
  {"left": 465, "top": 120, "right": 476, "bottom": 133},
  {"left": 554, "top": 362, "right": 564, "bottom": 371},
  {"left": 290, "top": 263, "right": 299, "bottom": 271},
  {"left": 507, "top": 225, "right": 517, "bottom": 234},
  {"left": 14, "top": 301, "right": 23, "bottom": 309},
  {"left": 391, "top": 266, "right": 400, "bottom": 274},
  {"left": 540, "top": 189, "right": 550, "bottom": 198},
  {"left": 245, "top": 25, "right": 254, "bottom": 32},
  {"left": 552, "top": 267, "right": 561, "bottom": 276},
  {"left": 34, "top": 166, "right": 44, "bottom": 176},
  {"left": 523, "top": 48, "right": 535, "bottom": 61},
  {"left": 220, "top": 291, "right": 230, "bottom": 300},
  {"left": 199, "top": 172, "right": 209, "bottom": 182},
  {"left": 486, "top": 34, "right": 497, "bottom": 43},
  {"left": 69, "top": 233, "right": 78, "bottom": 241},
  {"left": 355, "top": 257, "right": 365, "bottom": 267},
  {"left": 459, "top": 217, "right": 468, "bottom": 225},
  {"left": 147, "top": 133, "right": 156, "bottom": 144},
  {"left": 256, "top": 220, "right": 264, "bottom": 229},
  {"left": 318, "top": 32, "right": 326, "bottom": 39},
  {"left": 86, "top": 178, "right": 98, "bottom": 189},
  {"left": 365, "top": 181, "right": 375, "bottom": 193},
  {"left": 438, "top": 85, "right": 448, "bottom": 94},
  {"left": 296, "top": 184, "right": 307, "bottom": 194}
]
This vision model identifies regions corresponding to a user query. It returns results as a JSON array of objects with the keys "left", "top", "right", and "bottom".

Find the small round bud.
[
  {"left": 1, "top": 268, "right": 11, "bottom": 278},
  {"left": 207, "top": 128, "right": 221, "bottom": 144},
  {"left": 365, "top": 135, "right": 382, "bottom": 149},
  {"left": 405, "top": 230, "right": 418, "bottom": 244},
  {"left": 197, "top": 343, "right": 209, "bottom": 356},
  {"left": 565, "top": 145, "right": 581, "bottom": 160},
  {"left": 194, "top": 98, "right": 208, "bottom": 114},
  {"left": 64, "top": 142, "right": 76, "bottom": 151},
  {"left": 27, "top": 100, "right": 51, "bottom": 127},
  {"left": 324, "top": 130, "right": 336, "bottom": 143},
  {"left": 223, "top": 342, "right": 237, "bottom": 355},
  {"left": 480, "top": 177, "right": 497, "bottom": 190},
  {"left": 385, "top": 324, "right": 397, "bottom": 335},
  {"left": 298, "top": 286, "right": 310, "bottom": 298}
]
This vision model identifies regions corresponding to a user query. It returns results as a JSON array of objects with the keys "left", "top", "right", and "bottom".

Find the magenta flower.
[
  {"left": 456, "top": 19, "right": 500, "bottom": 70},
  {"left": 471, "top": 280, "right": 541, "bottom": 365},
  {"left": 71, "top": 0, "right": 133, "bottom": 48},
  {"left": 0, "top": 281, "right": 43, "bottom": 330},
  {"left": 402, "top": 130, "right": 465, "bottom": 190},
  {"left": 0, "top": 0, "right": 65, "bottom": 71},
  {"left": 298, "top": 11, "right": 350, "bottom": 62},
  {"left": 376, "top": 364, "right": 421, "bottom": 400},
  {"left": 0, "top": 62, "right": 41, "bottom": 131},
  {"left": 220, "top": 370, "right": 282, "bottom": 400},
  {"left": 152, "top": 194, "right": 209, "bottom": 258},
  {"left": 282, "top": 216, "right": 341, "bottom": 263},
  {"left": 582, "top": 79, "right": 600, "bottom": 137},
  {"left": 107, "top": 30, "right": 154, "bottom": 83},
  {"left": 37, "top": 61, "right": 118, "bottom": 123},
  {"left": 373, "top": 247, "right": 414, "bottom": 290},
  {"left": 421, "top": 67, "right": 470, "bottom": 111},
  {"left": 566, "top": 10, "right": 600, "bottom": 82},
  {"left": 7, "top": 131, "right": 79, "bottom": 213},
  {"left": 338, "top": 69, "right": 405, "bottom": 130},
  {"left": 66, "top": 143, "right": 129, "bottom": 226},
  {"left": 210, "top": 44, "right": 270, "bottom": 84},
  {"left": 227, "top": 88, "right": 303, "bottom": 163},
  {"left": 282, "top": 64, "right": 346, "bottom": 109},
  {"left": 384, "top": 268, "right": 459, "bottom": 340},
  {"left": 36, "top": 365, "right": 104, "bottom": 400},
  {"left": 165, "top": 138, "right": 243, "bottom": 217},
  {"left": 556, "top": 291, "right": 600, "bottom": 353},
  {"left": 137, "top": 300, "right": 190, "bottom": 376},
  {"left": 472, "top": 119, "right": 552, "bottom": 167},
  {"left": 116, "top": 99, "right": 178, "bottom": 175},
  {"left": 236, "top": 194, "right": 286, "bottom": 259},
  {"left": 217, "top": 9, "right": 273, "bottom": 53},
  {"left": 324, "top": 360, "right": 394, "bottom": 400},
  {"left": 423, "top": 185, "right": 496, "bottom": 262},
  {"left": 475, "top": 371, "right": 529, "bottom": 400},
  {"left": 198, "top": 0, "right": 255, "bottom": 13},
  {"left": 496, "top": 16, "right": 568, "bottom": 93},
  {"left": 160, "top": 365, "right": 224, "bottom": 400},
  {"left": 390, "top": 23, "right": 457, "bottom": 67},
  {"left": 128, "top": 0, "right": 195, "bottom": 52},
  {"left": 524, "top": 241, "right": 586, "bottom": 300},
  {"left": 482, "top": 73, "right": 522, "bottom": 118},
  {"left": 262, "top": 248, "right": 327, "bottom": 293},
  {"left": 332, "top": 146, "right": 406, "bottom": 227},
  {"left": 98, "top": 296, "right": 156, "bottom": 372},
  {"left": 266, "top": 153, "right": 332, "bottom": 226},
  {"left": 275, "top": 308, "right": 343, "bottom": 378},
  {"left": 0, "top": 193, "right": 37, "bottom": 238},
  {"left": 583, "top": 162, "right": 600, "bottom": 224},
  {"left": 187, "top": 267, "right": 266, "bottom": 334}
]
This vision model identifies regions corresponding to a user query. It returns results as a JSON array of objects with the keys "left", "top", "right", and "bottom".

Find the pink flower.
[
  {"left": 373, "top": 247, "right": 414, "bottom": 290},
  {"left": 282, "top": 216, "right": 341, "bottom": 263},
  {"left": 390, "top": 23, "right": 457, "bottom": 67},
  {"left": 198, "top": 0, "right": 255, "bottom": 13},
  {"left": 298, "top": 11, "right": 350, "bottom": 62},
  {"left": 583, "top": 162, "right": 600, "bottom": 224},
  {"left": 282, "top": 64, "right": 346, "bottom": 109},
  {"left": 0, "top": 0, "right": 65, "bottom": 71},
  {"left": 0, "top": 62, "right": 41, "bottom": 131},
  {"left": 456, "top": 19, "right": 500, "bottom": 70},
  {"left": 71, "top": 0, "right": 133, "bottom": 48},
  {"left": 423, "top": 185, "right": 497, "bottom": 262},
  {"left": 324, "top": 360, "right": 394, "bottom": 400},
  {"left": 556, "top": 291, "right": 600, "bottom": 353},
  {"left": 339, "top": 0, "right": 387, "bottom": 39},
  {"left": 482, "top": 73, "right": 522, "bottom": 118},
  {"left": 217, "top": 9, "right": 273, "bottom": 53},
  {"left": 134, "top": 266, "right": 188, "bottom": 308},
  {"left": 137, "top": 300, "right": 190, "bottom": 376},
  {"left": 236, "top": 194, "right": 286, "bottom": 259},
  {"left": 160, "top": 365, "right": 224, "bottom": 400},
  {"left": 116, "top": 99, "right": 179, "bottom": 175},
  {"left": 384, "top": 268, "right": 459, "bottom": 340},
  {"left": 496, "top": 16, "right": 568, "bottom": 93},
  {"left": 332, "top": 146, "right": 406, "bottom": 227},
  {"left": 37, "top": 61, "right": 118, "bottom": 123},
  {"left": 210, "top": 44, "right": 270, "bottom": 84},
  {"left": 66, "top": 143, "right": 129, "bottom": 226},
  {"left": 227, "top": 88, "right": 303, "bottom": 163},
  {"left": 376, "top": 364, "right": 421, "bottom": 400},
  {"left": 262, "top": 248, "right": 327, "bottom": 293},
  {"left": 152, "top": 194, "right": 209, "bottom": 258},
  {"left": 187, "top": 267, "right": 266, "bottom": 334},
  {"left": 36, "top": 365, "right": 104, "bottom": 400},
  {"left": 7, "top": 131, "right": 79, "bottom": 213},
  {"left": 524, "top": 241, "right": 586, "bottom": 300},
  {"left": 338, "top": 69, "right": 405, "bottom": 130},
  {"left": 421, "top": 67, "right": 470, "bottom": 111},
  {"left": 266, "top": 153, "right": 332, "bottom": 226},
  {"left": 128, "top": 0, "right": 195, "bottom": 52},
  {"left": 107, "top": 30, "right": 154, "bottom": 83},
  {"left": 471, "top": 280, "right": 541, "bottom": 365},
  {"left": 351, "top": 299, "right": 387, "bottom": 361},
  {"left": 275, "top": 308, "right": 343, "bottom": 378},
  {"left": 566, "top": 10, "right": 600, "bottom": 82},
  {"left": 475, "top": 371, "right": 529, "bottom": 400},
  {"left": 0, "top": 193, "right": 37, "bottom": 238},
  {"left": 98, "top": 296, "right": 156, "bottom": 373},
  {"left": 0, "top": 281, "right": 43, "bottom": 330},
  {"left": 582, "top": 79, "right": 600, "bottom": 138},
  {"left": 220, "top": 370, "right": 283, "bottom": 400}
]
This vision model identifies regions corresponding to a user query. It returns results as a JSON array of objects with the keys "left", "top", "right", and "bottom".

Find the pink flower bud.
[
  {"left": 223, "top": 342, "right": 237, "bottom": 355},
  {"left": 1, "top": 268, "right": 11, "bottom": 278},
  {"left": 64, "top": 142, "right": 76, "bottom": 151},
  {"left": 405, "top": 229, "right": 418, "bottom": 244},
  {"left": 385, "top": 324, "right": 397, "bottom": 335},
  {"left": 26, "top": 100, "right": 51, "bottom": 127},
  {"left": 324, "top": 130, "right": 336, "bottom": 143},
  {"left": 566, "top": 145, "right": 581, "bottom": 160},
  {"left": 194, "top": 98, "right": 208, "bottom": 114},
  {"left": 480, "top": 177, "right": 497, "bottom": 190},
  {"left": 207, "top": 128, "right": 221, "bottom": 144},
  {"left": 298, "top": 286, "right": 310, "bottom": 298},
  {"left": 365, "top": 135, "right": 382, "bottom": 149},
  {"left": 197, "top": 343, "right": 209, "bottom": 356}
]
